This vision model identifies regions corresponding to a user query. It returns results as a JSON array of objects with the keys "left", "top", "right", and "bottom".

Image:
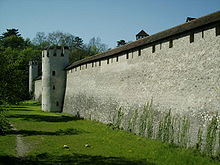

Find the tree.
[
  {"left": 0, "top": 28, "right": 20, "bottom": 39},
  {"left": 117, "top": 40, "right": 126, "bottom": 47},
  {"left": 0, "top": 29, "right": 25, "bottom": 49},
  {"left": 32, "top": 32, "right": 49, "bottom": 49},
  {"left": 87, "top": 37, "right": 107, "bottom": 55},
  {"left": 73, "top": 36, "right": 83, "bottom": 48}
]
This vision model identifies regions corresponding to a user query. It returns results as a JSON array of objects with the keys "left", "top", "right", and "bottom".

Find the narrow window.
[
  {"left": 202, "top": 30, "right": 204, "bottom": 38},
  {"left": 61, "top": 52, "right": 64, "bottom": 56},
  {"left": 92, "top": 62, "right": 94, "bottom": 67},
  {"left": 160, "top": 43, "right": 162, "bottom": 49},
  {"left": 116, "top": 56, "right": 118, "bottom": 62},
  {"left": 47, "top": 51, "right": 49, "bottom": 57},
  {"left": 169, "top": 40, "right": 173, "bottom": 48},
  {"left": 138, "top": 49, "right": 141, "bottom": 56},
  {"left": 190, "top": 33, "right": 194, "bottom": 43},
  {"left": 216, "top": 25, "right": 220, "bottom": 36},
  {"left": 152, "top": 45, "right": 155, "bottom": 53},
  {"left": 99, "top": 61, "right": 101, "bottom": 66},
  {"left": 53, "top": 52, "right": 56, "bottom": 56},
  {"left": 86, "top": 64, "right": 87, "bottom": 69},
  {"left": 56, "top": 101, "right": 59, "bottom": 106},
  {"left": 80, "top": 65, "right": 81, "bottom": 70},
  {"left": 126, "top": 52, "right": 129, "bottom": 59},
  {"left": 53, "top": 85, "right": 55, "bottom": 90},
  {"left": 107, "top": 59, "right": 109, "bottom": 64},
  {"left": 52, "top": 71, "right": 55, "bottom": 76}
]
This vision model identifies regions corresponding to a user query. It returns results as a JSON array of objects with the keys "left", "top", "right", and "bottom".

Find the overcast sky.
[{"left": 0, "top": 0, "right": 219, "bottom": 48}]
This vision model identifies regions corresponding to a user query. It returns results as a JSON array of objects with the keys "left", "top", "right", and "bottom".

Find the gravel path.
[
  {"left": 11, "top": 125, "right": 29, "bottom": 158},
  {"left": 16, "top": 134, "right": 29, "bottom": 157}
]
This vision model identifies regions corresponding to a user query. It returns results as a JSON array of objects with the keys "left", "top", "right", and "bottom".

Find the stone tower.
[
  {"left": 42, "top": 46, "right": 69, "bottom": 112},
  {"left": 29, "top": 60, "right": 38, "bottom": 95}
]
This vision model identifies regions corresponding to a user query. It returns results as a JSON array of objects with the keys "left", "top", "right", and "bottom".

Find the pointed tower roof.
[
  {"left": 186, "top": 17, "right": 196, "bottom": 22},
  {"left": 136, "top": 30, "right": 149, "bottom": 37}
]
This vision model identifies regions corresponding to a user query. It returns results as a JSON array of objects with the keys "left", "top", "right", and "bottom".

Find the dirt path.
[
  {"left": 11, "top": 125, "right": 29, "bottom": 158},
  {"left": 16, "top": 134, "right": 29, "bottom": 157}
]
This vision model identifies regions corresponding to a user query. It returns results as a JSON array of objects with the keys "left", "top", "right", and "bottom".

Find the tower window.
[
  {"left": 190, "top": 33, "right": 194, "bottom": 43},
  {"left": 107, "top": 59, "right": 109, "bottom": 64},
  {"left": 53, "top": 85, "right": 55, "bottom": 90},
  {"left": 92, "top": 62, "right": 94, "bottom": 67},
  {"left": 169, "top": 40, "right": 173, "bottom": 48},
  {"left": 56, "top": 101, "right": 59, "bottom": 106},
  {"left": 61, "top": 52, "right": 64, "bottom": 56},
  {"left": 52, "top": 71, "right": 56, "bottom": 76},
  {"left": 152, "top": 45, "right": 155, "bottom": 53},
  {"left": 47, "top": 51, "right": 49, "bottom": 57},
  {"left": 138, "top": 49, "right": 141, "bottom": 56},
  {"left": 216, "top": 25, "right": 220, "bottom": 36},
  {"left": 53, "top": 52, "right": 56, "bottom": 56},
  {"left": 202, "top": 30, "right": 204, "bottom": 38},
  {"left": 86, "top": 64, "right": 87, "bottom": 69},
  {"left": 126, "top": 52, "right": 129, "bottom": 59},
  {"left": 99, "top": 61, "right": 101, "bottom": 66}
]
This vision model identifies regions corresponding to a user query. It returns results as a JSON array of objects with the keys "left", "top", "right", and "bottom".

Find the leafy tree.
[
  {"left": 1, "top": 35, "right": 25, "bottom": 49},
  {"left": 117, "top": 40, "right": 126, "bottom": 47},
  {"left": 73, "top": 36, "right": 83, "bottom": 48}
]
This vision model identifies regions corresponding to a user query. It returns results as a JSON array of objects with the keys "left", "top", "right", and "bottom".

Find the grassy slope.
[{"left": 0, "top": 101, "right": 219, "bottom": 165}]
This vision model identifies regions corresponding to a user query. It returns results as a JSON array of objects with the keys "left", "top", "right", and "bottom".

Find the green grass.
[{"left": 0, "top": 100, "right": 219, "bottom": 165}]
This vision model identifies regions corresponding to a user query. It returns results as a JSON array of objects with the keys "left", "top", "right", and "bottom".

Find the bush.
[{"left": 0, "top": 108, "right": 11, "bottom": 135}]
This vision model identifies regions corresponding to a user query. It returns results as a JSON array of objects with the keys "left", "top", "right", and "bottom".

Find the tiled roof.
[
  {"left": 136, "top": 30, "right": 149, "bottom": 36},
  {"left": 66, "top": 10, "right": 220, "bottom": 70}
]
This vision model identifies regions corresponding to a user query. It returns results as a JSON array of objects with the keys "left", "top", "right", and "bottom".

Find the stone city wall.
[{"left": 63, "top": 23, "right": 220, "bottom": 154}]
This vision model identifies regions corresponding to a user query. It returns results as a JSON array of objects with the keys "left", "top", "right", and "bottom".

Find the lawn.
[{"left": 0, "top": 101, "right": 219, "bottom": 165}]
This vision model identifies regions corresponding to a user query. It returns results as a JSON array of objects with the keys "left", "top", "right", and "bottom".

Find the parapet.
[
  {"left": 29, "top": 60, "right": 38, "bottom": 65},
  {"left": 44, "top": 46, "right": 69, "bottom": 50}
]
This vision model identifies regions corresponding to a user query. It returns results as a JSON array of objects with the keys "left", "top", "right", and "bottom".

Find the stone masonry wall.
[
  {"left": 63, "top": 24, "right": 220, "bottom": 155},
  {"left": 34, "top": 79, "right": 42, "bottom": 103}
]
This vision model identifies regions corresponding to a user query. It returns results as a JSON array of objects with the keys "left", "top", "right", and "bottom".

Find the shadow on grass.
[
  {"left": 7, "top": 108, "right": 36, "bottom": 112},
  {"left": 0, "top": 153, "right": 154, "bottom": 165},
  {"left": 7, "top": 114, "right": 81, "bottom": 122},
  {"left": 8, "top": 128, "right": 85, "bottom": 136}
]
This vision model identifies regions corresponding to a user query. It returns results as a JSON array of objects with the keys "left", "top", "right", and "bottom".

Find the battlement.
[
  {"left": 42, "top": 46, "right": 69, "bottom": 58},
  {"left": 29, "top": 60, "right": 38, "bottom": 65}
]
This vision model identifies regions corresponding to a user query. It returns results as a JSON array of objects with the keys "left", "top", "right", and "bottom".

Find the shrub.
[{"left": 0, "top": 108, "right": 11, "bottom": 135}]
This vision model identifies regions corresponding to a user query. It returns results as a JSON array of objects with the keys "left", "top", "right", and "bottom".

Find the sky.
[{"left": 0, "top": 0, "right": 219, "bottom": 48}]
